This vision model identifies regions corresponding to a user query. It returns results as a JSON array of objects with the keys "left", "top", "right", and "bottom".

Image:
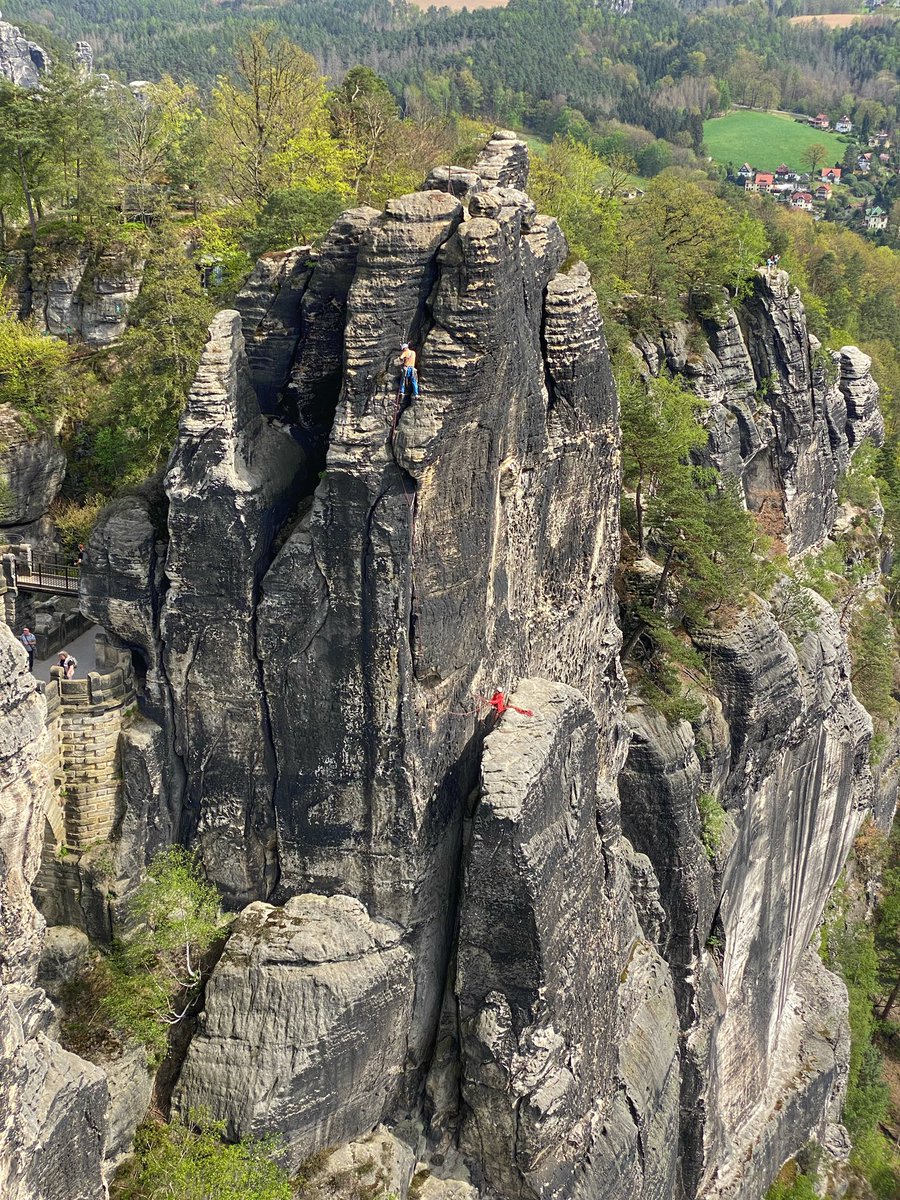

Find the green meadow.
[{"left": 703, "top": 109, "right": 850, "bottom": 173}]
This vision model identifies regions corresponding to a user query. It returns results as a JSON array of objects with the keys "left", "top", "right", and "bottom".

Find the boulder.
[
  {"left": 174, "top": 894, "right": 415, "bottom": 1165},
  {"left": 0, "top": 405, "right": 66, "bottom": 530},
  {"left": 0, "top": 15, "right": 48, "bottom": 87}
]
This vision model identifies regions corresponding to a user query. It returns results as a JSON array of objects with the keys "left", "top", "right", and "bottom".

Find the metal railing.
[{"left": 16, "top": 553, "right": 80, "bottom": 595}]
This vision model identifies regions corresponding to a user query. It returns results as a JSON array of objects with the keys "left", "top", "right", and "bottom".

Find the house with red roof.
[
  {"left": 821, "top": 166, "right": 842, "bottom": 185},
  {"left": 746, "top": 171, "right": 774, "bottom": 193},
  {"left": 790, "top": 191, "right": 814, "bottom": 211},
  {"left": 814, "top": 182, "right": 832, "bottom": 200},
  {"left": 774, "top": 163, "right": 799, "bottom": 183},
  {"left": 812, "top": 113, "right": 831, "bottom": 130}
]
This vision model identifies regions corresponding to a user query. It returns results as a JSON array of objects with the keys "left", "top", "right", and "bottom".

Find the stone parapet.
[{"left": 44, "top": 664, "right": 136, "bottom": 849}]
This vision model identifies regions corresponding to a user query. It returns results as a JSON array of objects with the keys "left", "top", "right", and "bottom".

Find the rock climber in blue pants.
[{"left": 399, "top": 343, "right": 420, "bottom": 398}]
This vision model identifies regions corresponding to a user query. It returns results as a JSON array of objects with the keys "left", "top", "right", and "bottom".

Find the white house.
[
  {"left": 865, "top": 206, "right": 888, "bottom": 231},
  {"left": 835, "top": 116, "right": 853, "bottom": 134}
]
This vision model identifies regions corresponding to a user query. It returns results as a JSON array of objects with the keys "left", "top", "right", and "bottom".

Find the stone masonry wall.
[{"left": 48, "top": 666, "right": 136, "bottom": 849}]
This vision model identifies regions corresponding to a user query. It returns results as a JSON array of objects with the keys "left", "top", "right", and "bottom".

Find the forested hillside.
[{"left": 8, "top": 0, "right": 900, "bottom": 139}]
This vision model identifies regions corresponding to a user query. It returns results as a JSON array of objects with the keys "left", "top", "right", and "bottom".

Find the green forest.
[{"left": 6, "top": 0, "right": 899, "bottom": 134}]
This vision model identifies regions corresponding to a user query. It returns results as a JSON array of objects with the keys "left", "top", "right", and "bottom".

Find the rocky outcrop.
[
  {"left": 73, "top": 41, "right": 94, "bottom": 76},
  {"left": 161, "top": 311, "right": 304, "bottom": 901},
  {"left": 622, "top": 587, "right": 868, "bottom": 1198},
  {"left": 79, "top": 133, "right": 882, "bottom": 1200},
  {"left": 13, "top": 243, "right": 145, "bottom": 346},
  {"left": 457, "top": 679, "right": 679, "bottom": 1199},
  {"left": 0, "top": 405, "right": 66, "bottom": 538},
  {"left": 174, "top": 894, "right": 414, "bottom": 1164},
  {"left": 471, "top": 129, "right": 530, "bottom": 189},
  {"left": 633, "top": 272, "right": 883, "bottom": 554},
  {"left": 0, "top": 14, "right": 48, "bottom": 87},
  {"left": 87, "top": 132, "right": 634, "bottom": 1173},
  {"left": 0, "top": 624, "right": 109, "bottom": 1200}
]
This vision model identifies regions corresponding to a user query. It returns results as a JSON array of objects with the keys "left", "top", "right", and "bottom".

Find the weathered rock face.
[
  {"left": 81, "top": 133, "right": 881, "bottom": 1200},
  {"left": 174, "top": 894, "right": 415, "bottom": 1164},
  {"left": 235, "top": 246, "right": 315, "bottom": 414},
  {"left": 161, "top": 311, "right": 304, "bottom": 901},
  {"left": 0, "top": 624, "right": 109, "bottom": 1200},
  {"left": 625, "top": 287, "right": 881, "bottom": 1198},
  {"left": 633, "top": 273, "right": 883, "bottom": 555},
  {"left": 457, "top": 680, "right": 679, "bottom": 1200},
  {"left": 13, "top": 245, "right": 145, "bottom": 346},
  {"left": 91, "top": 132, "right": 636, "bottom": 1178},
  {"left": 256, "top": 187, "right": 622, "bottom": 1084},
  {"left": 0, "top": 15, "right": 48, "bottom": 87},
  {"left": 0, "top": 404, "right": 66, "bottom": 536},
  {"left": 622, "top": 588, "right": 868, "bottom": 1198}
]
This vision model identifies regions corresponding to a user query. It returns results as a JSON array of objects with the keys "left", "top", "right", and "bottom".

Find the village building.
[
  {"left": 812, "top": 113, "right": 831, "bottom": 130},
  {"left": 835, "top": 116, "right": 853, "bottom": 134},
  {"left": 821, "top": 166, "right": 842, "bottom": 185},
  {"left": 815, "top": 182, "right": 833, "bottom": 201},
  {"left": 857, "top": 152, "right": 872, "bottom": 174},
  {"left": 791, "top": 191, "right": 814, "bottom": 211},
  {"left": 746, "top": 171, "right": 774, "bottom": 193},
  {"left": 865, "top": 206, "right": 888, "bottom": 231}
]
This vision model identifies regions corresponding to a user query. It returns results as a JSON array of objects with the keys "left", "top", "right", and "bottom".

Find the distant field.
[
  {"left": 703, "top": 110, "right": 849, "bottom": 173},
  {"left": 789, "top": 11, "right": 894, "bottom": 25},
  {"left": 408, "top": 0, "right": 509, "bottom": 8}
]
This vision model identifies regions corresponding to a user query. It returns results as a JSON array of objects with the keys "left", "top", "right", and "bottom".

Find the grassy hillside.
[{"left": 703, "top": 109, "right": 850, "bottom": 173}]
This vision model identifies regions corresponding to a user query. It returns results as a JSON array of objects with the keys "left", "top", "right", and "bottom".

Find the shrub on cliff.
[
  {"left": 850, "top": 603, "right": 898, "bottom": 725},
  {"left": 697, "top": 791, "right": 727, "bottom": 860},
  {"left": 102, "top": 847, "right": 227, "bottom": 1057},
  {"left": 62, "top": 847, "right": 228, "bottom": 1061},
  {"left": 766, "top": 1169, "right": 818, "bottom": 1200},
  {"left": 615, "top": 175, "right": 767, "bottom": 321},
  {"left": 73, "top": 231, "right": 213, "bottom": 492},
  {"left": 112, "top": 1111, "right": 292, "bottom": 1200},
  {"left": 0, "top": 294, "right": 72, "bottom": 429},
  {"left": 616, "top": 359, "right": 772, "bottom": 714},
  {"left": 245, "top": 184, "right": 349, "bottom": 258},
  {"left": 822, "top": 876, "right": 900, "bottom": 1197}
]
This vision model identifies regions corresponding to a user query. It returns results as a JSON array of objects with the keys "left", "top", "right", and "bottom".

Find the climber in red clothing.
[
  {"left": 449, "top": 688, "right": 535, "bottom": 721},
  {"left": 482, "top": 689, "right": 534, "bottom": 718}
]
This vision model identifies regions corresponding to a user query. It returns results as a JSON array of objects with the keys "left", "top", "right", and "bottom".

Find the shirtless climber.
[{"left": 399, "top": 343, "right": 420, "bottom": 399}]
